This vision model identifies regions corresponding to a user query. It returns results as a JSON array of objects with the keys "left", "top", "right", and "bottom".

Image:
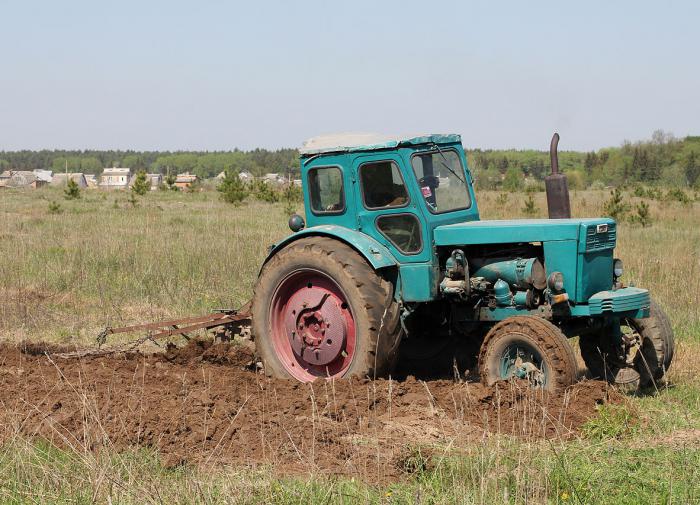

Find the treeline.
[
  {"left": 1, "top": 131, "right": 698, "bottom": 189},
  {"left": 469, "top": 131, "right": 700, "bottom": 190}
]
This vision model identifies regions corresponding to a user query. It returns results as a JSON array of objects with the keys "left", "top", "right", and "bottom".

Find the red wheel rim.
[{"left": 269, "top": 269, "right": 356, "bottom": 381}]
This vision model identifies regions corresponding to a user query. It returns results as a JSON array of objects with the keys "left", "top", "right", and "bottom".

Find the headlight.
[
  {"left": 613, "top": 258, "right": 623, "bottom": 278},
  {"left": 547, "top": 271, "right": 565, "bottom": 292}
]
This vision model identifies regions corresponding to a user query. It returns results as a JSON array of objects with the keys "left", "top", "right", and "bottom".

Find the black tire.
[
  {"left": 478, "top": 316, "right": 578, "bottom": 391},
  {"left": 252, "top": 237, "right": 402, "bottom": 381},
  {"left": 580, "top": 299, "right": 674, "bottom": 388}
]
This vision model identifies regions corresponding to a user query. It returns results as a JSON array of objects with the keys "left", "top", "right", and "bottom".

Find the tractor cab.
[{"left": 298, "top": 133, "right": 479, "bottom": 267}]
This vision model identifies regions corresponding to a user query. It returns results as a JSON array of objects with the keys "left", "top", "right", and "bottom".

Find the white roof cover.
[{"left": 299, "top": 133, "right": 461, "bottom": 156}]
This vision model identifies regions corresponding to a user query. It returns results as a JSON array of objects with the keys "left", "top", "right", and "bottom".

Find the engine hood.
[{"left": 433, "top": 218, "right": 615, "bottom": 246}]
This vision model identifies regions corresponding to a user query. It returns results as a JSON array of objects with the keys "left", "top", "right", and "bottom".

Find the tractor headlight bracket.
[
  {"left": 613, "top": 258, "right": 624, "bottom": 279},
  {"left": 547, "top": 271, "right": 565, "bottom": 293}
]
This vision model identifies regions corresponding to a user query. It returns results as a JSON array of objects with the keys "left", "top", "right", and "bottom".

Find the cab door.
[{"left": 351, "top": 152, "right": 430, "bottom": 264}]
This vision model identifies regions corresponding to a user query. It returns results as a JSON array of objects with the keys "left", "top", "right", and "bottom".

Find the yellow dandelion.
[{"left": 561, "top": 491, "right": 570, "bottom": 501}]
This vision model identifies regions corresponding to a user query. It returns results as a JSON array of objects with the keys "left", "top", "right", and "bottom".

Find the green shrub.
[
  {"left": 632, "top": 184, "right": 647, "bottom": 197},
  {"left": 503, "top": 166, "right": 523, "bottom": 192},
  {"left": 217, "top": 170, "right": 248, "bottom": 205},
  {"left": 666, "top": 188, "right": 691, "bottom": 204},
  {"left": 522, "top": 193, "right": 538, "bottom": 216},
  {"left": 47, "top": 201, "right": 62, "bottom": 214},
  {"left": 63, "top": 178, "right": 81, "bottom": 200},
  {"left": 253, "top": 180, "right": 280, "bottom": 203},
  {"left": 165, "top": 174, "right": 178, "bottom": 191},
  {"left": 131, "top": 170, "right": 150, "bottom": 196},
  {"left": 629, "top": 200, "right": 652, "bottom": 227},
  {"left": 603, "top": 187, "right": 630, "bottom": 221}
]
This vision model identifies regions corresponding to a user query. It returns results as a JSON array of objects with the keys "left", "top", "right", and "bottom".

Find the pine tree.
[
  {"left": 165, "top": 173, "right": 178, "bottom": 191},
  {"left": 64, "top": 178, "right": 81, "bottom": 200},
  {"left": 603, "top": 188, "right": 630, "bottom": 221},
  {"left": 522, "top": 193, "right": 538, "bottom": 216},
  {"left": 131, "top": 170, "right": 150, "bottom": 196},
  {"left": 629, "top": 201, "right": 652, "bottom": 227},
  {"left": 217, "top": 170, "right": 248, "bottom": 204}
]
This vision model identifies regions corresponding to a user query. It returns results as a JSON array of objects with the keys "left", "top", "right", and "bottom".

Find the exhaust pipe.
[{"left": 545, "top": 132, "right": 571, "bottom": 219}]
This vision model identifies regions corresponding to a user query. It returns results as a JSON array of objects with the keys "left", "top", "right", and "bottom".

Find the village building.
[
  {"left": 262, "top": 172, "right": 286, "bottom": 186},
  {"left": 1, "top": 171, "right": 48, "bottom": 189},
  {"left": 215, "top": 170, "right": 254, "bottom": 183},
  {"left": 175, "top": 172, "right": 199, "bottom": 189},
  {"left": 99, "top": 167, "right": 131, "bottom": 190},
  {"left": 50, "top": 173, "right": 88, "bottom": 188},
  {"left": 129, "top": 173, "right": 163, "bottom": 191},
  {"left": 33, "top": 169, "right": 53, "bottom": 184},
  {"left": 84, "top": 174, "right": 98, "bottom": 187}
]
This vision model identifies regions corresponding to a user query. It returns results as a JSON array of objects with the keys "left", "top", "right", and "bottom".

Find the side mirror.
[{"left": 288, "top": 214, "right": 305, "bottom": 232}]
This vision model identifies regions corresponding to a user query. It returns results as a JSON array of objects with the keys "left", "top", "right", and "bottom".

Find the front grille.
[{"left": 585, "top": 223, "right": 616, "bottom": 252}]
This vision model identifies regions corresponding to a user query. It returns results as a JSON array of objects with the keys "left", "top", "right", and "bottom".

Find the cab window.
[
  {"left": 411, "top": 149, "right": 470, "bottom": 213},
  {"left": 376, "top": 214, "right": 422, "bottom": 254},
  {"left": 308, "top": 166, "right": 344, "bottom": 214},
  {"left": 360, "top": 161, "right": 409, "bottom": 209}
]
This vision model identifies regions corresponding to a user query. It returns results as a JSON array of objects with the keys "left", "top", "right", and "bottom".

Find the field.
[{"left": 1, "top": 187, "right": 700, "bottom": 503}]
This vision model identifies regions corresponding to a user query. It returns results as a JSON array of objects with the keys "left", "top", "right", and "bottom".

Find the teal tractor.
[{"left": 252, "top": 133, "right": 674, "bottom": 391}]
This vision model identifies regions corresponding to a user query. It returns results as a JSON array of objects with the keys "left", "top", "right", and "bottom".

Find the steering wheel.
[
  {"left": 419, "top": 175, "right": 440, "bottom": 188},
  {"left": 389, "top": 218, "right": 419, "bottom": 252}
]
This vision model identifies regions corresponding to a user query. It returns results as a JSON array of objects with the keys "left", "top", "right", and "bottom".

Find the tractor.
[{"left": 251, "top": 133, "right": 674, "bottom": 391}]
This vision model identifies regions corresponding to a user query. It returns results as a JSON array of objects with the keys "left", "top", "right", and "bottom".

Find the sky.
[{"left": 0, "top": 0, "right": 698, "bottom": 152}]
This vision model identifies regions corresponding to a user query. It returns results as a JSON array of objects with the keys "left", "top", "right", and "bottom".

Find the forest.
[{"left": 1, "top": 130, "right": 698, "bottom": 189}]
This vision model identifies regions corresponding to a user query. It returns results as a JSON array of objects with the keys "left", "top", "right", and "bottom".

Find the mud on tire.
[
  {"left": 478, "top": 316, "right": 578, "bottom": 392},
  {"left": 252, "top": 237, "right": 402, "bottom": 381}
]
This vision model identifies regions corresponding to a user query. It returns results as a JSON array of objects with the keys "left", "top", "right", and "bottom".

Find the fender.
[{"left": 261, "top": 225, "right": 397, "bottom": 273}]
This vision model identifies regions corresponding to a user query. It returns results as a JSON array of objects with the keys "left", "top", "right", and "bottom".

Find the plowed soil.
[{"left": 0, "top": 340, "right": 618, "bottom": 482}]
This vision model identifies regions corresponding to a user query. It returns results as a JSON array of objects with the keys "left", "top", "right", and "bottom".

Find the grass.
[
  {"left": 1, "top": 186, "right": 700, "bottom": 503},
  {"left": 1, "top": 437, "right": 699, "bottom": 504}
]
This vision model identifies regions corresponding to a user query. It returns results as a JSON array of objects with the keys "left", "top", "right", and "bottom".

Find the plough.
[{"left": 96, "top": 303, "right": 252, "bottom": 346}]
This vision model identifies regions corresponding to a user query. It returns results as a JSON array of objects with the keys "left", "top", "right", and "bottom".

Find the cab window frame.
[
  {"left": 358, "top": 159, "right": 411, "bottom": 211},
  {"left": 410, "top": 147, "right": 472, "bottom": 214},
  {"left": 374, "top": 212, "right": 424, "bottom": 255},
  {"left": 307, "top": 164, "right": 346, "bottom": 216}
]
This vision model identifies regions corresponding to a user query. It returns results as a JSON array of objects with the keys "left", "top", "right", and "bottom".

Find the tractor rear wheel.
[
  {"left": 478, "top": 316, "right": 578, "bottom": 391},
  {"left": 579, "top": 299, "right": 674, "bottom": 390},
  {"left": 252, "top": 237, "right": 402, "bottom": 382}
]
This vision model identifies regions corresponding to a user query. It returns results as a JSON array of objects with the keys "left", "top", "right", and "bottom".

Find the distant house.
[
  {"left": 33, "top": 169, "right": 53, "bottom": 183},
  {"left": 2, "top": 171, "right": 47, "bottom": 189},
  {"left": 215, "top": 170, "right": 254, "bottom": 183},
  {"left": 0, "top": 170, "right": 12, "bottom": 181},
  {"left": 84, "top": 174, "right": 98, "bottom": 187},
  {"left": 175, "top": 172, "right": 199, "bottom": 189},
  {"left": 50, "top": 173, "right": 88, "bottom": 188},
  {"left": 262, "top": 173, "right": 286, "bottom": 186},
  {"left": 129, "top": 173, "right": 162, "bottom": 191},
  {"left": 99, "top": 167, "right": 131, "bottom": 190}
]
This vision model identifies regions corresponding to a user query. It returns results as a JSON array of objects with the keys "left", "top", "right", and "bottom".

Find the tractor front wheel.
[
  {"left": 579, "top": 299, "right": 674, "bottom": 390},
  {"left": 478, "top": 316, "right": 578, "bottom": 391},
  {"left": 252, "top": 237, "right": 402, "bottom": 382}
]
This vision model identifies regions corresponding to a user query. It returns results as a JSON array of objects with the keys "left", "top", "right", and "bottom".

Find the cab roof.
[{"left": 299, "top": 133, "right": 461, "bottom": 156}]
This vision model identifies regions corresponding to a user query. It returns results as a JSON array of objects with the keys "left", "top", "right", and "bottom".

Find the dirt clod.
[{"left": 0, "top": 340, "right": 617, "bottom": 482}]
